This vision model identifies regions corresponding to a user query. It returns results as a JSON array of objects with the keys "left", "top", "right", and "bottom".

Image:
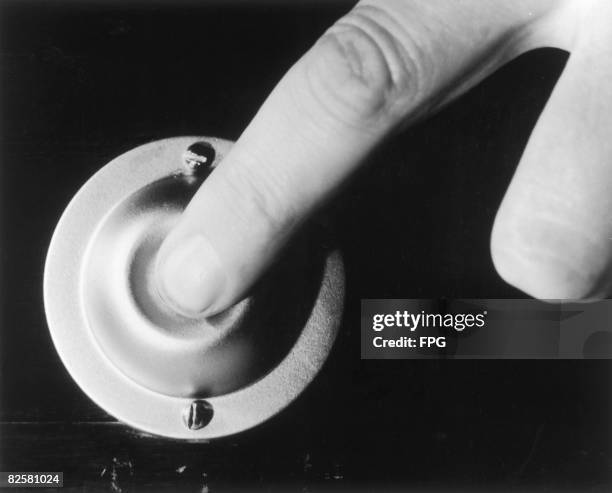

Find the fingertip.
[
  {"left": 156, "top": 233, "right": 227, "bottom": 317},
  {"left": 490, "top": 219, "right": 610, "bottom": 301}
]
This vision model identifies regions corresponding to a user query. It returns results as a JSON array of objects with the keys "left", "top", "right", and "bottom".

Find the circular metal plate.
[{"left": 43, "top": 136, "right": 344, "bottom": 439}]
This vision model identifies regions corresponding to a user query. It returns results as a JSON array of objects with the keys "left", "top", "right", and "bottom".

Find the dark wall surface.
[{"left": 1, "top": 1, "right": 610, "bottom": 491}]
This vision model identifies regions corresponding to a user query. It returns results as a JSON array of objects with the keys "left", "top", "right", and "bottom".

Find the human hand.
[{"left": 156, "top": 0, "right": 612, "bottom": 316}]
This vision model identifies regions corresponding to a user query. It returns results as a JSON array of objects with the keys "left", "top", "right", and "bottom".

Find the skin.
[{"left": 156, "top": 0, "right": 612, "bottom": 317}]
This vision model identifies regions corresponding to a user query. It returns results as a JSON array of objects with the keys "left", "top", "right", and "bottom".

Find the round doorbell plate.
[{"left": 43, "top": 137, "right": 344, "bottom": 439}]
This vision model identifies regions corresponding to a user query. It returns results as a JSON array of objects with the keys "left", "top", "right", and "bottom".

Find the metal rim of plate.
[{"left": 43, "top": 136, "right": 344, "bottom": 440}]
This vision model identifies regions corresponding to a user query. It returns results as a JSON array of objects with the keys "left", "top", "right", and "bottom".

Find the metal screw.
[
  {"left": 182, "top": 141, "right": 216, "bottom": 175},
  {"left": 183, "top": 399, "right": 214, "bottom": 430}
]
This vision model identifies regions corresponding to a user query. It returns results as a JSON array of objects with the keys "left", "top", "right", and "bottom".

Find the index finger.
[{"left": 157, "top": 0, "right": 570, "bottom": 317}]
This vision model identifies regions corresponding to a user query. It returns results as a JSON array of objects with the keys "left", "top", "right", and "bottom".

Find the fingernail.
[{"left": 156, "top": 235, "right": 225, "bottom": 317}]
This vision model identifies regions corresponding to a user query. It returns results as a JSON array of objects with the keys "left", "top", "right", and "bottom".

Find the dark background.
[{"left": 1, "top": 1, "right": 610, "bottom": 491}]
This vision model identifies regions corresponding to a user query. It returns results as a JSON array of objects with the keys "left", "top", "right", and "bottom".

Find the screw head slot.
[
  {"left": 182, "top": 141, "right": 216, "bottom": 175},
  {"left": 183, "top": 400, "right": 214, "bottom": 430}
]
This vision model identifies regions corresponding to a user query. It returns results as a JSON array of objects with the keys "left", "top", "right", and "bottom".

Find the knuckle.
[{"left": 304, "top": 4, "right": 426, "bottom": 126}]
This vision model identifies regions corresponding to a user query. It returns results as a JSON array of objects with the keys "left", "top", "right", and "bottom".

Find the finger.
[
  {"left": 158, "top": 0, "right": 565, "bottom": 317},
  {"left": 492, "top": 0, "right": 612, "bottom": 299}
]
